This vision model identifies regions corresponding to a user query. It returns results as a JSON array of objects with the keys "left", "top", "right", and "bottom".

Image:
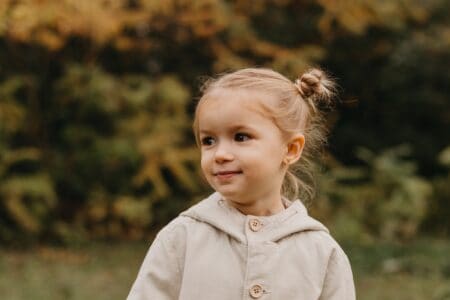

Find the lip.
[{"left": 213, "top": 170, "right": 243, "bottom": 180}]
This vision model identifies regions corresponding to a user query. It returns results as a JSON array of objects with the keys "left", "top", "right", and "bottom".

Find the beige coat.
[{"left": 127, "top": 192, "right": 355, "bottom": 300}]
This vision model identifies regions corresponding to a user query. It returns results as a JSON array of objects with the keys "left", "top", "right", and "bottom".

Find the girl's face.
[{"left": 197, "top": 89, "right": 289, "bottom": 207}]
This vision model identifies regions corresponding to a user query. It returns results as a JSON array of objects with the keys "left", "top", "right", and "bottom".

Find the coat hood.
[{"left": 180, "top": 192, "right": 328, "bottom": 244}]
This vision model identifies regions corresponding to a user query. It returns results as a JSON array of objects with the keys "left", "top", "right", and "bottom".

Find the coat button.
[
  {"left": 249, "top": 284, "right": 264, "bottom": 298},
  {"left": 249, "top": 218, "right": 262, "bottom": 232}
]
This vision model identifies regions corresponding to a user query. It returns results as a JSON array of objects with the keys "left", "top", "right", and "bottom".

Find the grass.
[
  {"left": 345, "top": 239, "right": 450, "bottom": 300},
  {"left": 0, "top": 238, "right": 449, "bottom": 300},
  {"left": 0, "top": 242, "right": 149, "bottom": 300}
]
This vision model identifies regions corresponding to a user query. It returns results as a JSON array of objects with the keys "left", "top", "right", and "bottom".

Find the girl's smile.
[{"left": 213, "top": 170, "right": 243, "bottom": 181}]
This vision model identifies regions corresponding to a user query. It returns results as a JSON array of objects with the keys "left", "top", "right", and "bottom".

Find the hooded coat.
[{"left": 127, "top": 192, "right": 355, "bottom": 300}]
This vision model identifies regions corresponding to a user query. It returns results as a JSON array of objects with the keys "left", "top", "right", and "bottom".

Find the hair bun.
[{"left": 295, "top": 68, "right": 336, "bottom": 109}]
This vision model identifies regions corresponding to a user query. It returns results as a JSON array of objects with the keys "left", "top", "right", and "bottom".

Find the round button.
[
  {"left": 249, "top": 284, "right": 264, "bottom": 298},
  {"left": 249, "top": 218, "right": 262, "bottom": 232}
]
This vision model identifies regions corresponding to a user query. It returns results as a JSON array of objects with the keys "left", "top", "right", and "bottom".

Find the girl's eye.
[
  {"left": 234, "top": 133, "right": 250, "bottom": 142},
  {"left": 201, "top": 136, "right": 215, "bottom": 146}
]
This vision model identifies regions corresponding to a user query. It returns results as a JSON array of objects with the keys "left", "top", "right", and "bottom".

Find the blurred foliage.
[
  {"left": 0, "top": 0, "right": 448, "bottom": 244},
  {"left": 315, "top": 145, "right": 432, "bottom": 243},
  {"left": 0, "top": 64, "right": 202, "bottom": 243},
  {"left": 425, "top": 146, "right": 450, "bottom": 236}
]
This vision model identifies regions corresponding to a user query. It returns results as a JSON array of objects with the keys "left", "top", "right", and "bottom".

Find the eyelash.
[{"left": 200, "top": 133, "right": 251, "bottom": 146}]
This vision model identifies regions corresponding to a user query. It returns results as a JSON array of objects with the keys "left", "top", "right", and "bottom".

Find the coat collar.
[{"left": 180, "top": 192, "right": 328, "bottom": 244}]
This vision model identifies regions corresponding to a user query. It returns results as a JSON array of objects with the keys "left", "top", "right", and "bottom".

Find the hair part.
[{"left": 193, "top": 67, "right": 337, "bottom": 204}]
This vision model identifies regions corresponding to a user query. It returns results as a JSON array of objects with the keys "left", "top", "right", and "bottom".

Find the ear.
[{"left": 283, "top": 134, "right": 305, "bottom": 166}]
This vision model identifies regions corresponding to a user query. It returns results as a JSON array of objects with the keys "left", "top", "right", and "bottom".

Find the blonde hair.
[{"left": 193, "top": 68, "right": 336, "bottom": 203}]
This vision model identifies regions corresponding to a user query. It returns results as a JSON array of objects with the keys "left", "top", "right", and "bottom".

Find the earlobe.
[{"left": 284, "top": 134, "right": 305, "bottom": 165}]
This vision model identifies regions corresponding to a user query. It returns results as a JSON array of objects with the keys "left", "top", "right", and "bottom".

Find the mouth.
[{"left": 213, "top": 170, "right": 243, "bottom": 179}]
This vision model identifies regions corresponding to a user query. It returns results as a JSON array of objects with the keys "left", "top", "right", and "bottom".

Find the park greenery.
[{"left": 0, "top": 0, "right": 449, "bottom": 245}]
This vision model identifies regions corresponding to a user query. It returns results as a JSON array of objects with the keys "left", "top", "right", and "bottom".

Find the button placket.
[{"left": 244, "top": 216, "right": 277, "bottom": 299}]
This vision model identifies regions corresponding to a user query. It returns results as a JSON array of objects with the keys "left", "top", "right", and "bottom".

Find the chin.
[{"left": 217, "top": 190, "right": 249, "bottom": 204}]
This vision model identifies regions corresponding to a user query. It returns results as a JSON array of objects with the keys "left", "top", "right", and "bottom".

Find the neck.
[{"left": 225, "top": 193, "right": 285, "bottom": 216}]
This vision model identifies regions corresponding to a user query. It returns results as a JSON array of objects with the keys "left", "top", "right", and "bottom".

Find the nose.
[{"left": 214, "top": 142, "right": 234, "bottom": 163}]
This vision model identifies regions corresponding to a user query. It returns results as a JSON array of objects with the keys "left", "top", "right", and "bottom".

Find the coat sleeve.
[
  {"left": 127, "top": 229, "right": 182, "bottom": 300},
  {"left": 318, "top": 247, "right": 356, "bottom": 300}
]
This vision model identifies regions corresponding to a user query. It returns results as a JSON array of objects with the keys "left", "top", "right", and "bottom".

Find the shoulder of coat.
[
  {"left": 292, "top": 228, "right": 344, "bottom": 252},
  {"left": 310, "top": 230, "right": 351, "bottom": 261},
  {"left": 158, "top": 215, "right": 197, "bottom": 236}
]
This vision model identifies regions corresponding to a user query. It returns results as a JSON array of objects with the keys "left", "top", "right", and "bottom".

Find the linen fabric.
[{"left": 127, "top": 192, "right": 355, "bottom": 300}]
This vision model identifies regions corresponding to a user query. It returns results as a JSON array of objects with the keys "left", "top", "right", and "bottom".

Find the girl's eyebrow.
[
  {"left": 198, "top": 129, "right": 214, "bottom": 135},
  {"left": 228, "top": 124, "right": 255, "bottom": 132},
  {"left": 200, "top": 124, "right": 255, "bottom": 135}
]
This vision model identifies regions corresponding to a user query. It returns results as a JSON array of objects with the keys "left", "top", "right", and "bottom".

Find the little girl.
[{"left": 127, "top": 68, "right": 355, "bottom": 300}]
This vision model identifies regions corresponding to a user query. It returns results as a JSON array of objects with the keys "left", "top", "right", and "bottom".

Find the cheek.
[
  {"left": 200, "top": 152, "right": 211, "bottom": 173},
  {"left": 260, "top": 147, "right": 286, "bottom": 172}
]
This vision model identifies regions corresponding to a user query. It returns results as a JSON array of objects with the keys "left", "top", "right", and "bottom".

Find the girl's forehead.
[
  {"left": 197, "top": 90, "right": 278, "bottom": 132},
  {"left": 201, "top": 88, "right": 274, "bottom": 113}
]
